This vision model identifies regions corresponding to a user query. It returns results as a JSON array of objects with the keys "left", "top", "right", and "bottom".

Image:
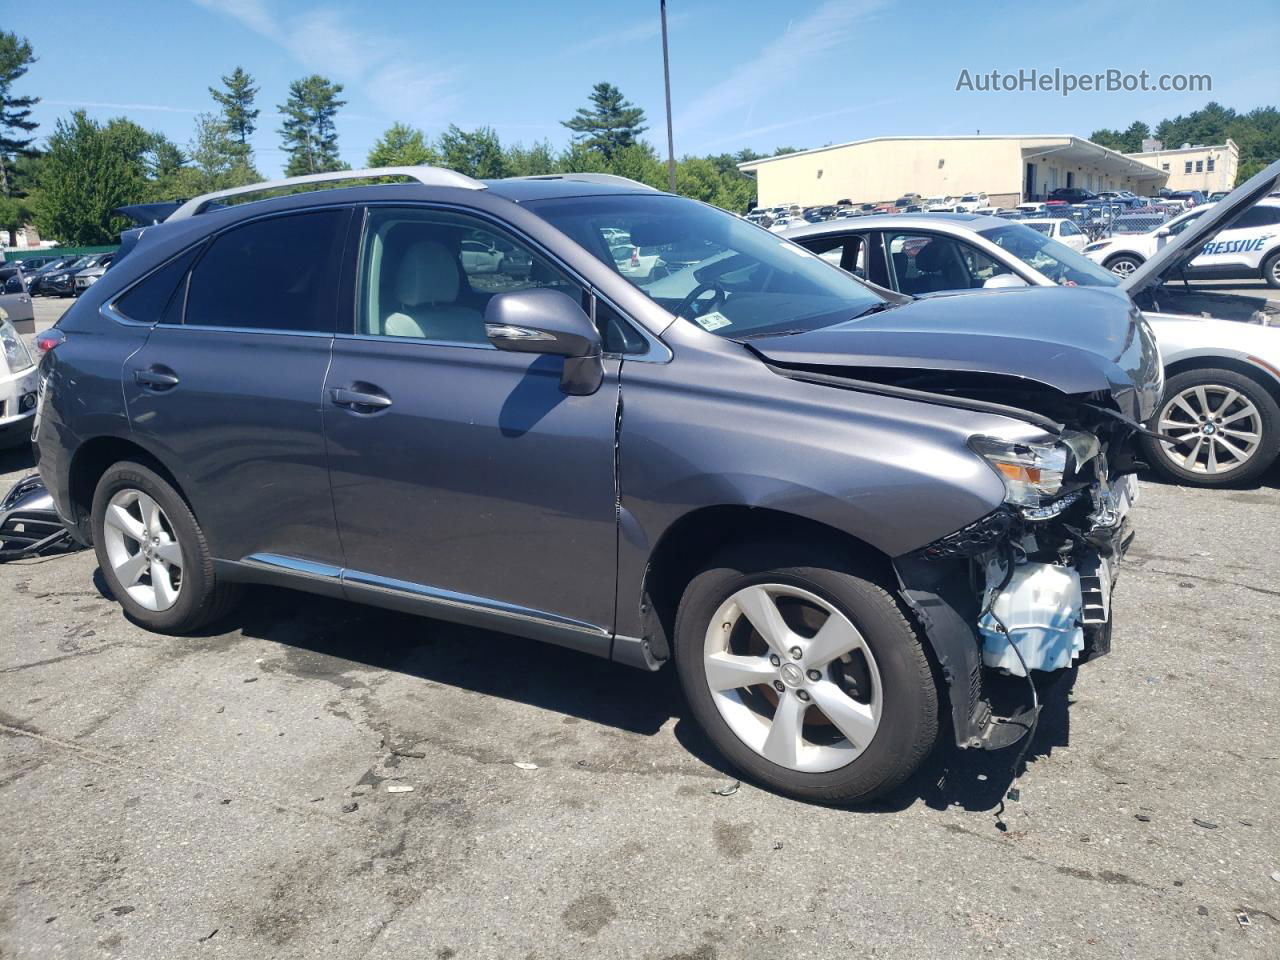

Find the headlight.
[
  {"left": 0, "top": 317, "right": 35, "bottom": 374},
  {"left": 969, "top": 436, "right": 1068, "bottom": 507}
]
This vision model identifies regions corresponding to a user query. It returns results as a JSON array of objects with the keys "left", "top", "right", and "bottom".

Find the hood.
[
  {"left": 748, "top": 285, "right": 1161, "bottom": 422},
  {"left": 1123, "top": 157, "right": 1280, "bottom": 297}
]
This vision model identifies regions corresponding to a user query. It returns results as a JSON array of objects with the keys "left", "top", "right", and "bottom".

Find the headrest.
[
  {"left": 915, "top": 241, "right": 948, "bottom": 273},
  {"left": 395, "top": 239, "right": 459, "bottom": 306}
]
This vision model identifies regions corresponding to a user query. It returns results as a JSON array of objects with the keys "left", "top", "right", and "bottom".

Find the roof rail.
[
  {"left": 513, "top": 173, "right": 660, "bottom": 192},
  {"left": 166, "top": 166, "right": 486, "bottom": 221}
]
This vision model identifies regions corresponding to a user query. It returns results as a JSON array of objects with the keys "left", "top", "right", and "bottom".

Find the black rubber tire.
[
  {"left": 1104, "top": 253, "right": 1144, "bottom": 276},
  {"left": 91, "top": 461, "right": 241, "bottom": 633},
  {"left": 1141, "top": 368, "right": 1280, "bottom": 487},
  {"left": 1262, "top": 250, "right": 1280, "bottom": 289},
  {"left": 673, "top": 540, "right": 939, "bottom": 805}
]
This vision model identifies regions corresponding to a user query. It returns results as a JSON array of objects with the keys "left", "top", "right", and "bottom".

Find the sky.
[{"left": 12, "top": 0, "right": 1280, "bottom": 176}]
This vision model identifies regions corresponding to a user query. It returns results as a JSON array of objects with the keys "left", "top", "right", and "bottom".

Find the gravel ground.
[{"left": 1, "top": 296, "right": 1278, "bottom": 959}]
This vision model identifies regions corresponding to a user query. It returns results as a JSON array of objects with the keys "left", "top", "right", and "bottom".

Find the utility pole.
[{"left": 661, "top": 0, "right": 677, "bottom": 192}]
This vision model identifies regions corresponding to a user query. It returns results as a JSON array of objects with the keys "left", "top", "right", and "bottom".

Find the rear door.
[{"left": 122, "top": 207, "right": 351, "bottom": 567}]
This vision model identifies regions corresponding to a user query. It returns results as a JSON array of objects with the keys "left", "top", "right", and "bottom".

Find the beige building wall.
[
  {"left": 741, "top": 135, "right": 1168, "bottom": 208},
  {"left": 1124, "top": 140, "right": 1238, "bottom": 194}
]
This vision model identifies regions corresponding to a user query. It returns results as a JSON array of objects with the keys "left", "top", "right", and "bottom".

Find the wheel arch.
[
  {"left": 67, "top": 434, "right": 191, "bottom": 541},
  {"left": 1162, "top": 354, "right": 1280, "bottom": 411},
  {"left": 638, "top": 505, "right": 898, "bottom": 664}
]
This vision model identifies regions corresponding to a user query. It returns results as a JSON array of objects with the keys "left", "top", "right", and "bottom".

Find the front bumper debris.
[{"left": 895, "top": 457, "right": 1137, "bottom": 750}]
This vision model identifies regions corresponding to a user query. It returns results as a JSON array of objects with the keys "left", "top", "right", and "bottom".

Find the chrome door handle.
[{"left": 330, "top": 386, "right": 393, "bottom": 411}]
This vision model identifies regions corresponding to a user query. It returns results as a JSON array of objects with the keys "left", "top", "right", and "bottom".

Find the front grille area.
[{"left": 0, "top": 511, "right": 66, "bottom": 556}]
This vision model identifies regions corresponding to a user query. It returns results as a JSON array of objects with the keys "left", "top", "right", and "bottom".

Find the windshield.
[
  {"left": 526, "top": 194, "right": 885, "bottom": 337},
  {"left": 978, "top": 223, "right": 1120, "bottom": 287}
]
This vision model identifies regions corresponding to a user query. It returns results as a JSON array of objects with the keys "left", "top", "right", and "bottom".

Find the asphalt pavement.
[{"left": 1, "top": 296, "right": 1278, "bottom": 959}]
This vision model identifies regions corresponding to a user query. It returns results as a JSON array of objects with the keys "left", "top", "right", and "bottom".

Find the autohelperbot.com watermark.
[{"left": 955, "top": 68, "right": 1212, "bottom": 97}]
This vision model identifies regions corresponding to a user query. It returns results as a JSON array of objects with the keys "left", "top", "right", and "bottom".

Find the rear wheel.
[
  {"left": 1104, "top": 253, "right": 1144, "bottom": 278},
  {"left": 92, "top": 461, "right": 240, "bottom": 633},
  {"left": 1142, "top": 368, "right": 1280, "bottom": 487},
  {"left": 674, "top": 542, "right": 939, "bottom": 804}
]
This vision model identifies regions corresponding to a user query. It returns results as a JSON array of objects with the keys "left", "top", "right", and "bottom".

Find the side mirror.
[
  {"left": 485, "top": 288, "right": 604, "bottom": 396},
  {"left": 983, "top": 273, "right": 1029, "bottom": 289}
]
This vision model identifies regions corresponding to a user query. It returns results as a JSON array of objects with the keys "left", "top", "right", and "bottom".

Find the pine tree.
[
  {"left": 562, "top": 82, "right": 647, "bottom": 160},
  {"left": 278, "top": 75, "right": 347, "bottom": 177},
  {"left": 0, "top": 31, "right": 39, "bottom": 198},
  {"left": 209, "top": 66, "right": 260, "bottom": 149}
]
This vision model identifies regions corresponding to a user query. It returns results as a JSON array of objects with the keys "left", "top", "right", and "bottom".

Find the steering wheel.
[{"left": 674, "top": 280, "right": 727, "bottom": 321}]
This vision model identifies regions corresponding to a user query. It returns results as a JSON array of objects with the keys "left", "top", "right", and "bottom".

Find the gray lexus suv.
[{"left": 33, "top": 167, "right": 1161, "bottom": 803}]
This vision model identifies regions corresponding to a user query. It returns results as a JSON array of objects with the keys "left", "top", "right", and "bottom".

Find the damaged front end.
[{"left": 895, "top": 402, "right": 1141, "bottom": 750}]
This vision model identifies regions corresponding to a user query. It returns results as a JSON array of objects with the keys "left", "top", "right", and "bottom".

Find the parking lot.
[{"left": 1, "top": 300, "right": 1277, "bottom": 958}]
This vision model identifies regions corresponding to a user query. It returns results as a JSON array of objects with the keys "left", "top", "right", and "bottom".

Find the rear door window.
[{"left": 184, "top": 209, "right": 348, "bottom": 332}]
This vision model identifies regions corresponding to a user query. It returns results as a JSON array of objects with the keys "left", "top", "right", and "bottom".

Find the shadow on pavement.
[
  {"left": 127, "top": 580, "right": 1081, "bottom": 815},
  {"left": 0, "top": 442, "right": 36, "bottom": 478}
]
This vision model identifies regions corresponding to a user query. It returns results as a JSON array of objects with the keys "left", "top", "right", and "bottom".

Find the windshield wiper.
[{"left": 849, "top": 301, "right": 899, "bottom": 319}]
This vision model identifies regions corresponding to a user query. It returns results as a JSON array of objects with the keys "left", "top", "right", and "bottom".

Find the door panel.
[
  {"left": 323, "top": 339, "right": 620, "bottom": 631},
  {"left": 124, "top": 328, "right": 341, "bottom": 564}
]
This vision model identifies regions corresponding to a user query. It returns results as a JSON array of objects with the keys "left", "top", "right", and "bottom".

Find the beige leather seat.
[{"left": 384, "top": 240, "right": 487, "bottom": 343}]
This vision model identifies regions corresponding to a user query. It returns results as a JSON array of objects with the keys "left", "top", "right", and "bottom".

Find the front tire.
[
  {"left": 1104, "top": 253, "right": 1144, "bottom": 278},
  {"left": 1262, "top": 250, "right": 1280, "bottom": 289},
  {"left": 674, "top": 542, "right": 939, "bottom": 804},
  {"left": 1142, "top": 368, "right": 1280, "bottom": 487},
  {"left": 91, "top": 461, "right": 240, "bottom": 633}
]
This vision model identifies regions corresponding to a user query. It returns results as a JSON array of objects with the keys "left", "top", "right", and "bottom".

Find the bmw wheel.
[
  {"left": 1142, "top": 368, "right": 1280, "bottom": 487},
  {"left": 92, "top": 461, "right": 240, "bottom": 632},
  {"left": 1104, "top": 254, "right": 1144, "bottom": 278},
  {"left": 674, "top": 542, "right": 938, "bottom": 804}
]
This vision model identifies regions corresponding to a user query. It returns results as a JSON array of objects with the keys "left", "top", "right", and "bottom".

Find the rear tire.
[
  {"left": 673, "top": 540, "right": 938, "bottom": 804},
  {"left": 91, "top": 461, "right": 240, "bottom": 633},
  {"left": 1141, "top": 368, "right": 1280, "bottom": 487}
]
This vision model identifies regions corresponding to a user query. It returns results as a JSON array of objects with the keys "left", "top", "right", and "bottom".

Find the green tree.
[
  {"left": 278, "top": 75, "right": 347, "bottom": 176},
  {"left": 177, "top": 112, "right": 260, "bottom": 197},
  {"left": 0, "top": 31, "right": 39, "bottom": 200},
  {"left": 367, "top": 122, "right": 439, "bottom": 167},
  {"left": 606, "top": 142, "right": 667, "bottom": 188},
  {"left": 209, "top": 66, "right": 260, "bottom": 150},
  {"left": 555, "top": 140, "right": 611, "bottom": 175},
  {"left": 504, "top": 139, "right": 558, "bottom": 177},
  {"left": 1089, "top": 121, "right": 1151, "bottom": 153},
  {"left": 562, "top": 82, "right": 647, "bottom": 160},
  {"left": 34, "top": 111, "right": 150, "bottom": 244},
  {"left": 436, "top": 125, "right": 507, "bottom": 178}
]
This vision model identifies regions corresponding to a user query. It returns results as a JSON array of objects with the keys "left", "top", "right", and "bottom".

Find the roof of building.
[
  {"left": 737, "top": 134, "right": 1166, "bottom": 181},
  {"left": 1124, "top": 139, "right": 1238, "bottom": 158}
]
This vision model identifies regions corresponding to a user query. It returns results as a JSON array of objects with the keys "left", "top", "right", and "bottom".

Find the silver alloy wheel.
[
  {"left": 101, "top": 489, "right": 183, "bottom": 611},
  {"left": 703, "top": 583, "right": 882, "bottom": 774},
  {"left": 1270, "top": 256, "right": 1280, "bottom": 286},
  {"left": 1108, "top": 258, "right": 1139, "bottom": 278},
  {"left": 1157, "top": 383, "right": 1262, "bottom": 476}
]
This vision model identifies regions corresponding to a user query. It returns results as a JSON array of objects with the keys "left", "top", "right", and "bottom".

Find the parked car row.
[{"left": 0, "top": 253, "right": 117, "bottom": 298}]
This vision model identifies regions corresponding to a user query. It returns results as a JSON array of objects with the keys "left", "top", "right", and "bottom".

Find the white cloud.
[
  {"left": 44, "top": 99, "right": 198, "bottom": 114},
  {"left": 568, "top": 11, "right": 694, "bottom": 55},
  {"left": 676, "top": 0, "right": 891, "bottom": 136},
  {"left": 192, "top": 0, "right": 460, "bottom": 124}
]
